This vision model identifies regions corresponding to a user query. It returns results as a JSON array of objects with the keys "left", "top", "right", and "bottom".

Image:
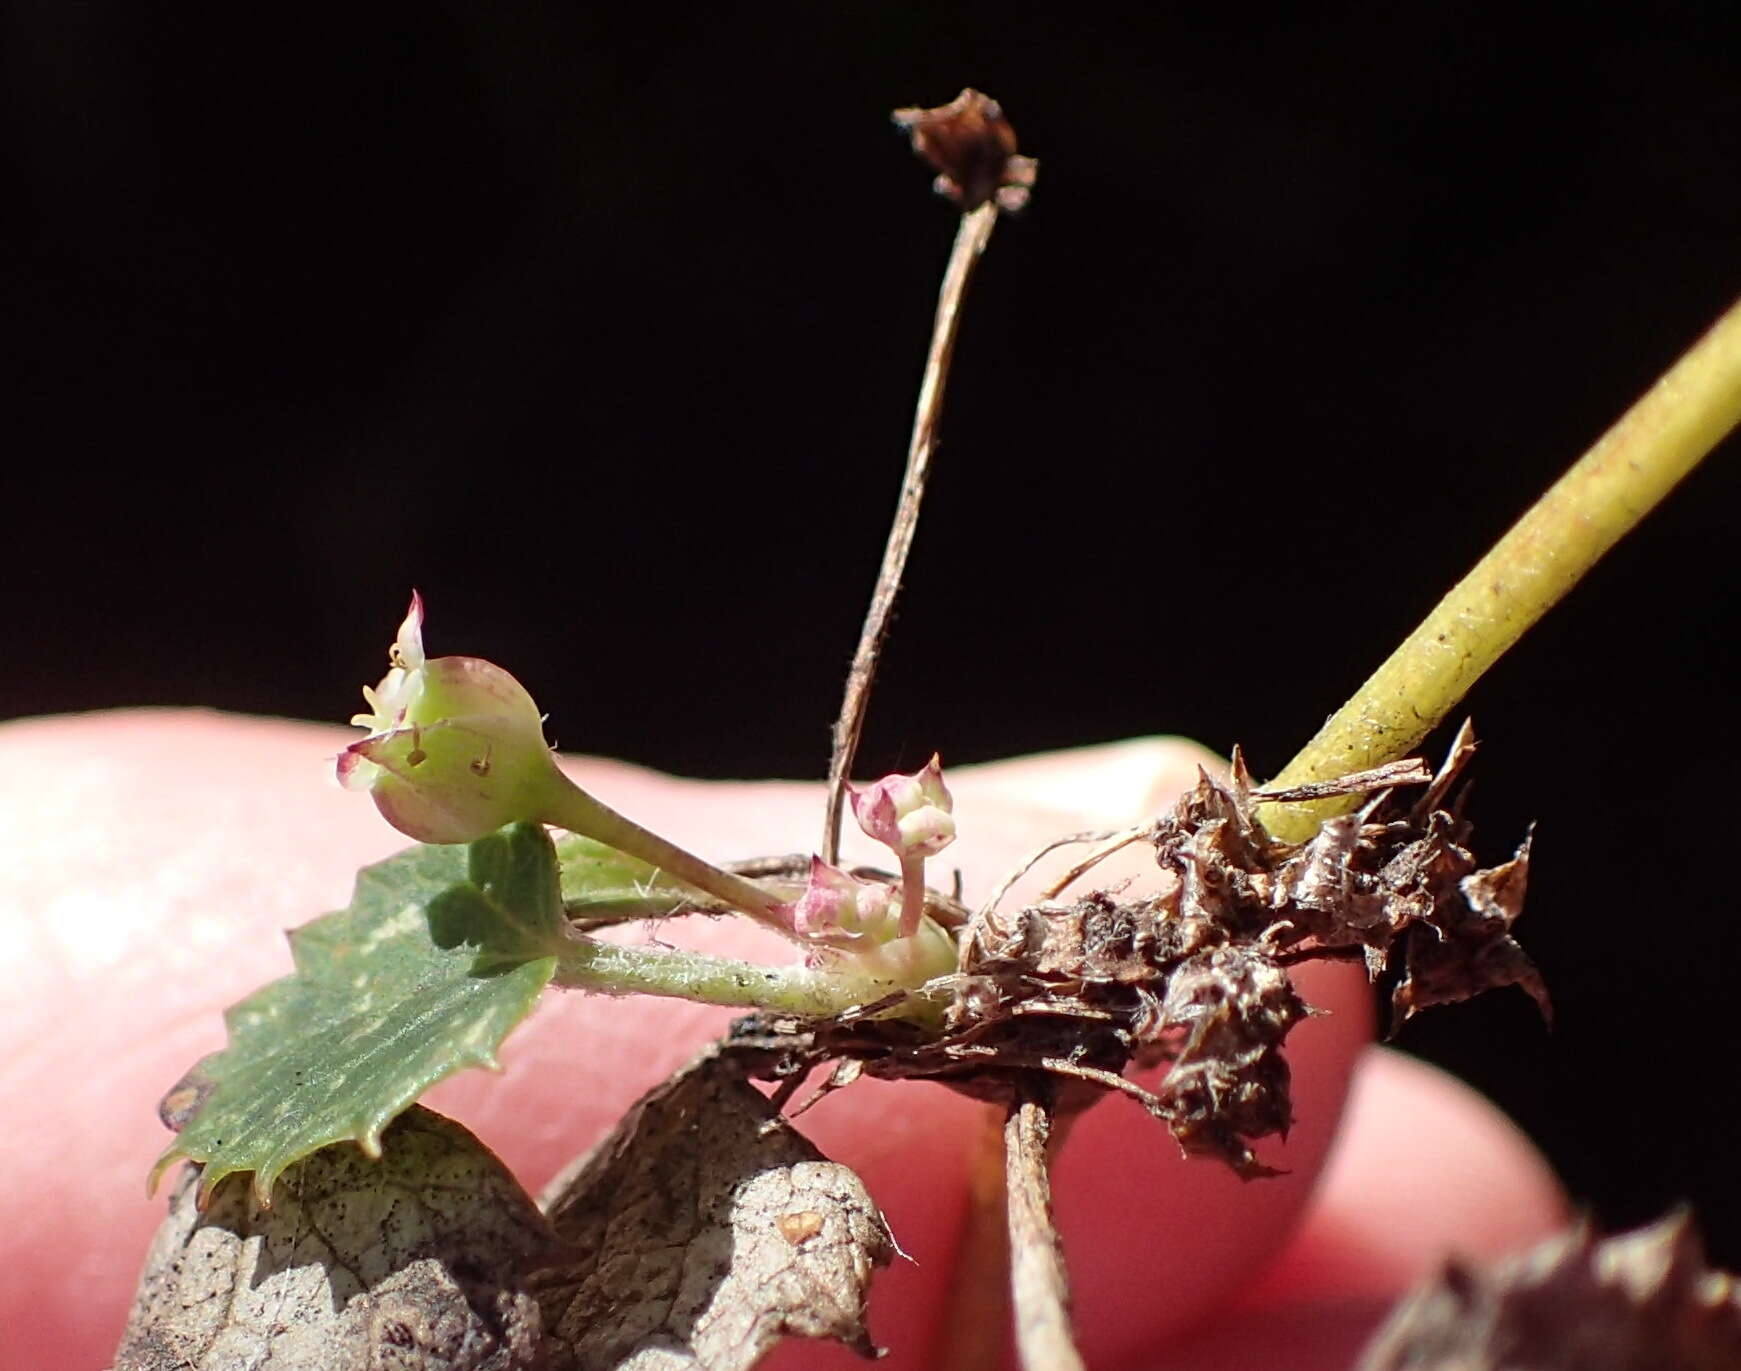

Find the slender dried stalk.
[
  {"left": 1260, "top": 292, "right": 1741, "bottom": 841},
  {"left": 1004, "top": 1090, "right": 1087, "bottom": 1371},
  {"left": 823, "top": 201, "right": 1000, "bottom": 862}
]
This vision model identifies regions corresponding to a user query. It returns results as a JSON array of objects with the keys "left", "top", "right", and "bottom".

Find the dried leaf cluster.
[
  {"left": 741, "top": 723, "right": 1544, "bottom": 1178},
  {"left": 1358, "top": 1210, "right": 1741, "bottom": 1370}
]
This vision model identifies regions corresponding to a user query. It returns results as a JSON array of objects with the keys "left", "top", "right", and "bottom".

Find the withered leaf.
[
  {"left": 120, "top": 1061, "right": 893, "bottom": 1371},
  {"left": 1250, "top": 755, "right": 1434, "bottom": 805},
  {"left": 532, "top": 1048, "right": 893, "bottom": 1370},
  {"left": 1392, "top": 829, "right": 1550, "bottom": 1025},
  {"left": 1153, "top": 728, "right": 1548, "bottom": 1033},
  {"left": 1357, "top": 1210, "right": 1741, "bottom": 1371},
  {"left": 1153, "top": 946, "right": 1308, "bottom": 1176},
  {"left": 115, "top": 1108, "right": 555, "bottom": 1371}
]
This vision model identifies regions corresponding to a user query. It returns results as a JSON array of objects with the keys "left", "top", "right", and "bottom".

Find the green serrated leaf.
[
  {"left": 154, "top": 822, "right": 568, "bottom": 1207},
  {"left": 553, "top": 830, "right": 703, "bottom": 920}
]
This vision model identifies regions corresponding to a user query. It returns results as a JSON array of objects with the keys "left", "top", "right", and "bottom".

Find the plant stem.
[
  {"left": 1259, "top": 292, "right": 1741, "bottom": 842},
  {"left": 898, "top": 854, "right": 927, "bottom": 939},
  {"left": 544, "top": 773, "right": 789, "bottom": 929},
  {"left": 1004, "top": 1089, "right": 1086, "bottom": 1371},
  {"left": 823, "top": 201, "right": 1001, "bottom": 863},
  {"left": 552, "top": 935, "right": 921, "bottom": 1018}
]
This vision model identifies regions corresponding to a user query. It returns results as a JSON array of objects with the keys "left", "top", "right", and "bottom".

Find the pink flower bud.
[
  {"left": 849, "top": 754, "right": 956, "bottom": 860},
  {"left": 782, "top": 857, "right": 898, "bottom": 941},
  {"left": 337, "top": 593, "right": 562, "bottom": 844}
]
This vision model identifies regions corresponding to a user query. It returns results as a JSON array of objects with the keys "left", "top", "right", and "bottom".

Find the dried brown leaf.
[
  {"left": 1392, "top": 829, "right": 1550, "bottom": 1025},
  {"left": 1153, "top": 946, "right": 1308, "bottom": 1175},
  {"left": 120, "top": 1060, "right": 892, "bottom": 1371},
  {"left": 1357, "top": 1211, "right": 1741, "bottom": 1371},
  {"left": 115, "top": 1108, "right": 555, "bottom": 1371},
  {"left": 1250, "top": 755, "right": 1434, "bottom": 804},
  {"left": 1149, "top": 727, "right": 1548, "bottom": 1032},
  {"left": 532, "top": 1049, "right": 893, "bottom": 1370}
]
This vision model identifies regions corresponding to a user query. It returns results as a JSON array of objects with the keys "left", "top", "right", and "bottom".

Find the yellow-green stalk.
[{"left": 1259, "top": 294, "right": 1741, "bottom": 841}]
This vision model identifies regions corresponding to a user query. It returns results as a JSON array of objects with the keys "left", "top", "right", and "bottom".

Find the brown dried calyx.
[
  {"left": 892, "top": 88, "right": 1038, "bottom": 212},
  {"left": 1152, "top": 720, "right": 1548, "bottom": 1028},
  {"left": 734, "top": 721, "right": 1545, "bottom": 1180},
  {"left": 1357, "top": 1210, "right": 1741, "bottom": 1370}
]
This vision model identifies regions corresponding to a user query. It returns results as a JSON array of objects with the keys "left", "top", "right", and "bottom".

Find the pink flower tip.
[
  {"left": 781, "top": 857, "right": 897, "bottom": 941},
  {"left": 338, "top": 595, "right": 559, "bottom": 844},
  {"left": 395, "top": 590, "right": 426, "bottom": 666},
  {"left": 849, "top": 753, "right": 956, "bottom": 860}
]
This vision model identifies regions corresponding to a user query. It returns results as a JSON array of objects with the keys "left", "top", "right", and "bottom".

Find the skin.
[{"left": 1, "top": 711, "right": 1566, "bottom": 1369}]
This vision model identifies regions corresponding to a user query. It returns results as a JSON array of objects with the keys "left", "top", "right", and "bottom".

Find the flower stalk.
[
  {"left": 1259, "top": 291, "right": 1741, "bottom": 842},
  {"left": 343, "top": 595, "right": 786, "bottom": 929},
  {"left": 823, "top": 90, "right": 1036, "bottom": 864},
  {"left": 542, "top": 778, "right": 785, "bottom": 920},
  {"left": 822, "top": 202, "right": 998, "bottom": 864}
]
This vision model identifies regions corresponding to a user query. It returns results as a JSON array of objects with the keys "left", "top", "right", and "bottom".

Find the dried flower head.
[{"left": 892, "top": 88, "right": 1038, "bottom": 212}]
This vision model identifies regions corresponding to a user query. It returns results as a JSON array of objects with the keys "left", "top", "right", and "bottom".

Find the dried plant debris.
[
  {"left": 736, "top": 721, "right": 1543, "bottom": 1178},
  {"left": 1357, "top": 1211, "right": 1741, "bottom": 1371},
  {"left": 532, "top": 1048, "right": 893, "bottom": 1370},
  {"left": 892, "top": 87, "right": 1038, "bottom": 212},
  {"left": 120, "top": 1057, "right": 891, "bottom": 1371},
  {"left": 116, "top": 1109, "right": 554, "bottom": 1371},
  {"left": 1004, "top": 1088, "right": 1087, "bottom": 1371}
]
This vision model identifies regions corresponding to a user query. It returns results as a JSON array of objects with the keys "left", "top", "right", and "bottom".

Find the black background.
[{"left": 8, "top": 4, "right": 1740, "bottom": 1266}]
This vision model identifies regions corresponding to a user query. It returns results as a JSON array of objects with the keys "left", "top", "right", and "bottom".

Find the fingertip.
[
  {"left": 945, "top": 737, "right": 1225, "bottom": 832},
  {"left": 1051, "top": 959, "right": 1374, "bottom": 1366},
  {"left": 1236, "top": 1045, "right": 1568, "bottom": 1307}
]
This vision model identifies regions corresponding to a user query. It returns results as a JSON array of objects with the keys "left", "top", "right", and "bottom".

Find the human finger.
[
  {"left": 1, "top": 712, "right": 1370, "bottom": 1369},
  {"left": 1143, "top": 1046, "right": 1566, "bottom": 1370}
]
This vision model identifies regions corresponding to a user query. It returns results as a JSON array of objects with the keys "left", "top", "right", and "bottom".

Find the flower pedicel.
[{"left": 339, "top": 592, "right": 783, "bottom": 922}]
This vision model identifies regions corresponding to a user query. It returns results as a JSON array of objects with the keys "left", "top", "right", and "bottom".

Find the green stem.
[
  {"left": 553, "top": 935, "right": 928, "bottom": 1018},
  {"left": 543, "top": 773, "right": 790, "bottom": 928},
  {"left": 1259, "top": 293, "right": 1741, "bottom": 843}
]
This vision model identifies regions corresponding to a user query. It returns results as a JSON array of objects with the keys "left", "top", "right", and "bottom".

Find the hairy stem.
[
  {"left": 552, "top": 935, "right": 924, "bottom": 1018},
  {"left": 1259, "top": 292, "right": 1741, "bottom": 842},
  {"left": 824, "top": 201, "right": 1000, "bottom": 862}
]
